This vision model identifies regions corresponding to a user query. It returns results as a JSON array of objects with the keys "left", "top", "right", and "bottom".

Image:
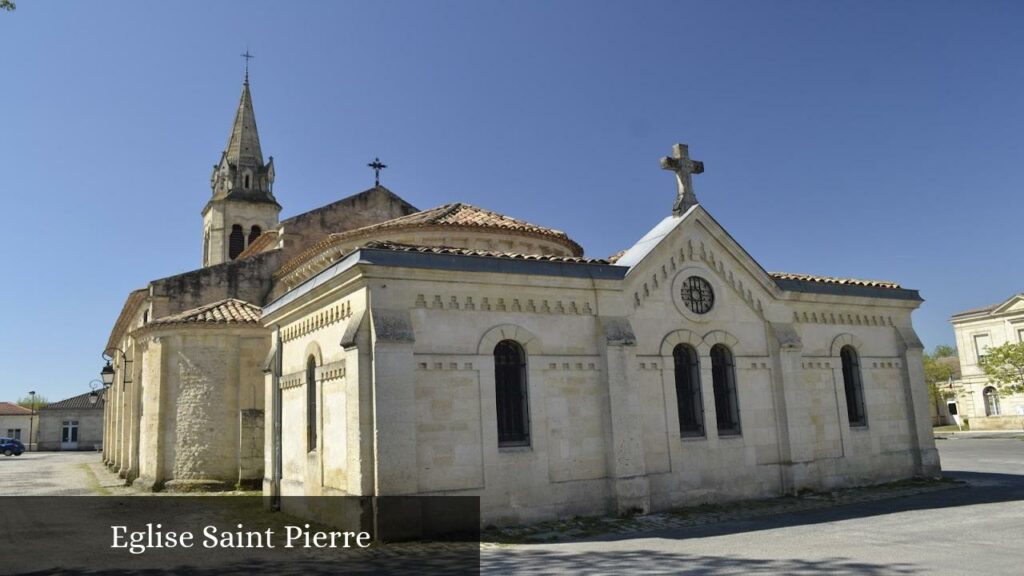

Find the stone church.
[{"left": 104, "top": 76, "right": 940, "bottom": 524}]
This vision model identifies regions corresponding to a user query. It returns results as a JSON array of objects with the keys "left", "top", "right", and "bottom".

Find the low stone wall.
[{"left": 968, "top": 415, "right": 1024, "bottom": 431}]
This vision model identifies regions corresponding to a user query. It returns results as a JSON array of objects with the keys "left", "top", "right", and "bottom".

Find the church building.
[{"left": 104, "top": 75, "right": 940, "bottom": 524}]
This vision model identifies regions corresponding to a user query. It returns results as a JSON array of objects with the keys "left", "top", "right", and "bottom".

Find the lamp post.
[{"left": 28, "top": 390, "right": 36, "bottom": 452}]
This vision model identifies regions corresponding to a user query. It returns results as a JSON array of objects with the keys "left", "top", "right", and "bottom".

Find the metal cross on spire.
[
  {"left": 660, "top": 143, "right": 704, "bottom": 216},
  {"left": 368, "top": 157, "right": 387, "bottom": 187},
  {"left": 241, "top": 49, "right": 254, "bottom": 83}
]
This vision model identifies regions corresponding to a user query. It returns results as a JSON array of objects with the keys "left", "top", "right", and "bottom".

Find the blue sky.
[{"left": 1, "top": 1, "right": 1021, "bottom": 402}]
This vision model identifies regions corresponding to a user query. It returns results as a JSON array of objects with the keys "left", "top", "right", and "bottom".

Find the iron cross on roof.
[
  {"left": 368, "top": 157, "right": 387, "bottom": 187},
  {"left": 660, "top": 143, "right": 704, "bottom": 216},
  {"left": 241, "top": 49, "right": 254, "bottom": 82}
]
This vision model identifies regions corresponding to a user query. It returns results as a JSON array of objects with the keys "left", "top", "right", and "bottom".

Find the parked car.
[{"left": 1, "top": 437, "right": 25, "bottom": 456}]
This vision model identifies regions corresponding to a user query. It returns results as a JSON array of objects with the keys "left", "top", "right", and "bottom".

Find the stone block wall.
[{"left": 239, "top": 408, "right": 264, "bottom": 486}]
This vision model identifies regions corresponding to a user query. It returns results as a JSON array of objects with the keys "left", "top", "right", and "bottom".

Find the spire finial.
[
  {"left": 368, "top": 157, "right": 387, "bottom": 187},
  {"left": 241, "top": 48, "right": 254, "bottom": 84}
]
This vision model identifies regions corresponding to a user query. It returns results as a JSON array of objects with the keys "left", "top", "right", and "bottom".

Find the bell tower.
[{"left": 202, "top": 72, "right": 281, "bottom": 267}]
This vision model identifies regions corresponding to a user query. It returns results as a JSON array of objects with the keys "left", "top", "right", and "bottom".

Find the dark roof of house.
[
  {"left": 0, "top": 402, "right": 32, "bottom": 416},
  {"left": 41, "top": 392, "right": 103, "bottom": 411}
]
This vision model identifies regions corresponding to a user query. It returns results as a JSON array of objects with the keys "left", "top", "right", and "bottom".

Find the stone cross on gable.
[{"left": 660, "top": 143, "right": 704, "bottom": 216}]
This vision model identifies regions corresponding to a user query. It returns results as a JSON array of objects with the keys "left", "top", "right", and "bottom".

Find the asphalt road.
[{"left": 482, "top": 437, "right": 1024, "bottom": 575}]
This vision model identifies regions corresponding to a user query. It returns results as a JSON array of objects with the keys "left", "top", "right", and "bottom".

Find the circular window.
[{"left": 680, "top": 276, "right": 714, "bottom": 314}]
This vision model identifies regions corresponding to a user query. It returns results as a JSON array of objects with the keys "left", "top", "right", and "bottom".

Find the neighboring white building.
[
  {"left": 0, "top": 402, "right": 38, "bottom": 451},
  {"left": 950, "top": 293, "right": 1024, "bottom": 429}
]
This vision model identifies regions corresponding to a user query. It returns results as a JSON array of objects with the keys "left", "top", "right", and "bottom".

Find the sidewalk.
[{"left": 934, "top": 429, "right": 1024, "bottom": 440}]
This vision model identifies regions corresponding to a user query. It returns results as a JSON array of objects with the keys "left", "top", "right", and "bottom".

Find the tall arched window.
[
  {"left": 228, "top": 225, "right": 245, "bottom": 259},
  {"left": 673, "top": 344, "right": 704, "bottom": 437},
  {"left": 249, "top": 225, "right": 262, "bottom": 246},
  {"left": 494, "top": 340, "right": 530, "bottom": 447},
  {"left": 983, "top": 386, "right": 1000, "bottom": 416},
  {"left": 711, "top": 344, "right": 740, "bottom": 436},
  {"left": 306, "top": 355, "right": 318, "bottom": 452},
  {"left": 840, "top": 346, "right": 867, "bottom": 427}
]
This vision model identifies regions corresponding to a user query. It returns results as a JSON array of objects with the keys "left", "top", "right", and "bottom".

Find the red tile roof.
[
  {"left": 276, "top": 203, "right": 584, "bottom": 279},
  {"left": 0, "top": 401, "right": 32, "bottom": 416},
  {"left": 147, "top": 298, "right": 262, "bottom": 327},
  {"left": 361, "top": 241, "right": 610, "bottom": 264},
  {"left": 770, "top": 272, "right": 902, "bottom": 290}
]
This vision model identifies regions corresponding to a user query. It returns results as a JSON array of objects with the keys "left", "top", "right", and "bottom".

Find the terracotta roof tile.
[
  {"left": 148, "top": 298, "right": 261, "bottom": 327},
  {"left": 770, "top": 272, "right": 902, "bottom": 290},
  {"left": 0, "top": 401, "right": 32, "bottom": 416},
  {"left": 277, "top": 202, "right": 584, "bottom": 279},
  {"left": 362, "top": 241, "right": 610, "bottom": 264}
]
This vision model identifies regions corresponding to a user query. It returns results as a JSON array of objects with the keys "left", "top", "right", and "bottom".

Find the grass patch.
[
  {"left": 79, "top": 463, "right": 111, "bottom": 496},
  {"left": 933, "top": 424, "right": 970, "bottom": 432}
]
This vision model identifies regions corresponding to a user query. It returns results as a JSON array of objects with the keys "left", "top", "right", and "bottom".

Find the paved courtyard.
[
  {"left": 2, "top": 437, "right": 1022, "bottom": 574},
  {"left": 483, "top": 435, "right": 1024, "bottom": 575}
]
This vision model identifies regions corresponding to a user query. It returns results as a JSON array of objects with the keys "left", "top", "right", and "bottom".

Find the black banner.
[{"left": 0, "top": 496, "right": 480, "bottom": 575}]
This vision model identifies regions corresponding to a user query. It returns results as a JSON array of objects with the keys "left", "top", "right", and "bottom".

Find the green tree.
[
  {"left": 16, "top": 394, "right": 49, "bottom": 410},
  {"left": 923, "top": 345, "right": 960, "bottom": 409},
  {"left": 1, "top": 1, "right": 15, "bottom": 12},
  {"left": 980, "top": 341, "right": 1024, "bottom": 395}
]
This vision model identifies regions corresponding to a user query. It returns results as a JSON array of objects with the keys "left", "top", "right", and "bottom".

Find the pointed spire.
[{"left": 225, "top": 79, "right": 264, "bottom": 168}]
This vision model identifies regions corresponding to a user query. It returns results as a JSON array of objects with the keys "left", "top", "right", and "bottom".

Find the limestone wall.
[
  {"left": 262, "top": 212, "right": 937, "bottom": 526},
  {"left": 134, "top": 327, "right": 269, "bottom": 490},
  {"left": 279, "top": 187, "right": 418, "bottom": 258},
  {"left": 37, "top": 409, "right": 103, "bottom": 451}
]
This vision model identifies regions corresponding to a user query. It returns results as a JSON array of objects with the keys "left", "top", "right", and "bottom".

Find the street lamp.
[
  {"left": 100, "top": 361, "right": 115, "bottom": 387},
  {"left": 100, "top": 348, "right": 127, "bottom": 388},
  {"left": 28, "top": 390, "right": 36, "bottom": 452},
  {"left": 88, "top": 380, "right": 105, "bottom": 406}
]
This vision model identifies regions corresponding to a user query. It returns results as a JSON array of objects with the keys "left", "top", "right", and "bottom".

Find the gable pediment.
[
  {"left": 620, "top": 205, "right": 780, "bottom": 317},
  {"left": 991, "top": 294, "right": 1024, "bottom": 316}
]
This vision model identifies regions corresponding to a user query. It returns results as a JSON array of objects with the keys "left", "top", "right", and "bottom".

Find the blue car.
[{"left": 1, "top": 437, "right": 24, "bottom": 456}]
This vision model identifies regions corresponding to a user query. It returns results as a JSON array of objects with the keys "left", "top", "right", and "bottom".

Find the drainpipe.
[{"left": 271, "top": 325, "right": 283, "bottom": 511}]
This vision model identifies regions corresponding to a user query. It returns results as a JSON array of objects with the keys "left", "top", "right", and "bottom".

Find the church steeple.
[
  {"left": 202, "top": 72, "right": 281, "bottom": 267},
  {"left": 209, "top": 77, "right": 277, "bottom": 205},
  {"left": 225, "top": 79, "right": 264, "bottom": 169}
]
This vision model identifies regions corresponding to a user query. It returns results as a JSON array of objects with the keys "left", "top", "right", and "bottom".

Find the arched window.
[
  {"left": 983, "top": 386, "right": 1000, "bottom": 416},
  {"left": 249, "top": 225, "right": 262, "bottom": 246},
  {"left": 840, "top": 346, "right": 867, "bottom": 427},
  {"left": 673, "top": 344, "right": 704, "bottom": 437},
  {"left": 306, "top": 356, "right": 318, "bottom": 452},
  {"left": 710, "top": 344, "right": 740, "bottom": 436},
  {"left": 244, "top": 173, "right": 251, "bottom": 189},
  {"left": 494, "top": 340, "right": 530, "bottom": 447},
  {"left": 228, "top": 225, "right": 245, "bottom": 259}
]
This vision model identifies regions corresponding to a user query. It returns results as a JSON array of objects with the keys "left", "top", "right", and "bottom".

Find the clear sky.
[{"left": 1, "top": 1, "right": 1021, "bottom": 402}]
